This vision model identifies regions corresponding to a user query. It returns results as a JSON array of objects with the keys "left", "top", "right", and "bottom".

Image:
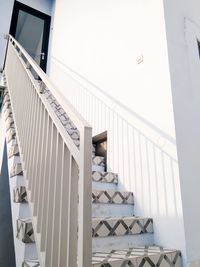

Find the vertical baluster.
[
  {"left": 44, "top": 125, "right": 57, "bottom": 266},
  {"left": 40, "top": 119, "right": 53, "bottom": 251},
  {"left": 31, "top": 101, "right": 44, "bottom": 203},
  {"left": 28, "top": 94, "right": 40, "bottom": 192},
  {"left": 51, "top": 134, "right": 64, "bottom": 267},
  {"left": 22, "top": 79, "right": 32, "bottom": 165},
  {"left": 33, "top": 105, "right": 46, "bottom": 215},
  {"left": 67, "top": 156, "right": 79, "bottom": 267},
  {"left": 37, "top": 112, "right": 49, "bottom": 232},
  {"left": 21, "top": 77, "right": 31, "bottom": 159},
  {"left": 25, "top": 85, "right": 36, "bottom": 173},
  {"left": 59, "top": 145, "right": 71, "bottom": 266}
]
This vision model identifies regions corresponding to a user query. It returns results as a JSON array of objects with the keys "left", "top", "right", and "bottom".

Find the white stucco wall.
[
  {"left": 49, "top": 0, "right": 186, "bottom": 263},
  {"left": 0, "top": 0, "right": 53, "bottom": 68},
  {"left": 163, "top": 1, "right": 200, "bottom": 266}
]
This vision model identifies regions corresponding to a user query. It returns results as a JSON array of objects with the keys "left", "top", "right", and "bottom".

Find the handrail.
[
  {"left": 4, "top": 35, "right": 92, "bottom": 267},
  {"left": 8, "top": 35, "right": 91, "bottom": 130}
]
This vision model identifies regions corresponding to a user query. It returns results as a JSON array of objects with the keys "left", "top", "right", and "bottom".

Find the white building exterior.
[{"left": 0, "top": 0, "right": 200, "bottom": 267}]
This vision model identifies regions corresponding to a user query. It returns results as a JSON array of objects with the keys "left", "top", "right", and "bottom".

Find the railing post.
[{"left": 78, "top": 126, "right": 92, "bottom": 267}]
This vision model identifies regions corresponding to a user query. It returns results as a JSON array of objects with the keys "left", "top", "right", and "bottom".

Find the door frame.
[{"left": 9, "top": 1, "right": 51, "bottom": 72}]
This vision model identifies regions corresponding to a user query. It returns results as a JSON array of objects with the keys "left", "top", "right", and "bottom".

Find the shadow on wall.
[
  {"left": 49, "top": 59, "right": 184, "bottom": 253},
  {"left": 50, "top": 59, "right": 182, "bottom": 216}
]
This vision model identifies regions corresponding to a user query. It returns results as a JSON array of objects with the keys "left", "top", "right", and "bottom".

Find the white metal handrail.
[{"left": 4, "top": 35, "right": 92, "bottom": 267}]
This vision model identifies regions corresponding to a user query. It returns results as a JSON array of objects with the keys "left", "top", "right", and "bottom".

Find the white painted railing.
[{"left": 4, "top": 35, "right": 92, "bottom": 267}]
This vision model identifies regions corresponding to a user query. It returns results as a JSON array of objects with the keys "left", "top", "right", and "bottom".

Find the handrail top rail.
[{"left": 8, "top": 34, "right": 91, "bottom": 131}]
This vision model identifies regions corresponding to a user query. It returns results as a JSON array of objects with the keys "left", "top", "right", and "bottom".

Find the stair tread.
[
  {"left": 92, "top": 216, "right": 153, "bottom": 237},
  {"left": 92, "top": 246, "right": 181, "bottom": 266},
  {"left": 92, "top": 190, "right": 134, "bottom": 204},
  {"left": 92, "top": 216, "right": 152, "bottom": 221}
]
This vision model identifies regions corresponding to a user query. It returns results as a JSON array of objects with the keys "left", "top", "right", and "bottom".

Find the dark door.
[{"left": 10, "top": 1, "right": 51, "bottom": 72}]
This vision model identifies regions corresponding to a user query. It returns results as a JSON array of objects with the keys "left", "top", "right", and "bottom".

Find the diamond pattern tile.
[
  {"left": 92, "top": 247, "right": 181, "bottom": 267},
  {"left": 3, "top": 94, "right": 10, "bottom": 105},
  {"left": 22, "top": 260, "right": 40, "bottom": 267},
  {"left": 92, "top": 156, "right": 106, "bottom": 167},
  {"left": 10, "top": 163, "right": 23, "bottom": 177},
  {"left": 92, "top": 217, "right": 153, "bottom": 237},
  {"left": 13, "top": 186, "right": 27, "bottom": 203},
  {"left": 4, "top": 108, "right": 12, "bottom": 120},
  {"left": 92, "top": 171, "right": 118, "bottom": 184},
  {"left": 44, "top": 89, "right": 80, "bottom": 147},
  {"left": 92, "top": 190, "right": 134, "bottom": 204},
  {"left": 6, "top": 120, "right": 14, "bottom": 132},
  {"left": 8, "top": 144, "right": 19, "bottom": 158},
  {"left": 16, "top": 218, "right": 35, "bottom": 243},
  {"left": 5, "top": 116, "right": 14, "bottom": 125},
  {"left": 6, "top": 128, "right": 16, "bottom": 143}
]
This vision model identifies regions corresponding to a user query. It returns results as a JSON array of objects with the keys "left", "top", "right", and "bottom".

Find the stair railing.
[{"left": 4, "top": 35, "right": 92, "bottom": 267}]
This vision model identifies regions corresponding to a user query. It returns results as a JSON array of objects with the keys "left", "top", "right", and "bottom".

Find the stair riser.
[
  {"left": 92, "top": 204, "right": 134, "bottom": 218},
  {"left": 92, "top": 233, "right": 154, "bottom": 252}
]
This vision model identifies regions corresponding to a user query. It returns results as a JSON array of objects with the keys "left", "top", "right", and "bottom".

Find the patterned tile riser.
[
  {"left": 92, "top": 172, "right": 118, "bottom": 184},
  {"left": 16, "top": 219, "right": 35, "bottom": 243},
  {"left": 13, "top": 186, "right": 28, "bottom": 203},
  {"left": 92, "top": 190, "right": 134, "bottom": 204},
  {"left": 92, "top": 247, "right": 182, "bottom": 267},
  {"left": 8, "top": 144, "right": 19, "bottom": 158},
  {"left": 10, "top": 163, "right": 23, "bottom": 177},
  {"left": 93, "top": 156, "right": 106, "bottom": 168},
  {"left": 44, "top": 90, "right": 81, "bottom": 147},
  {"left": 22, "top": 260, "right": 40, "bottom": 267},
  {"left": 92, "top": 218, "right": 153, "bottom": 237},
  {"left": 6, "top": 128, "right": 16, "bottom": 143}
]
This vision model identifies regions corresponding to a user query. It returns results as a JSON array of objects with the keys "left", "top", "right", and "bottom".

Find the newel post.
[{"left": 78, "top": 125, "right": 92, "bottom": 267}]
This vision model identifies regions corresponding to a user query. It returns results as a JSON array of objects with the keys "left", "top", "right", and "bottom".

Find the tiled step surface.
[
  {"left": 92, "top": 190, "right": 134, "bottom": 204},
  {"left": 10, "top": 163, "right": 23, "bottom": 177},
  {"left": 92, "top": 156, "right": 106, "bottom": 172},
  {"left": 92, "top": 172, "right": 119, "bottom": 191},
  {"left": 22, "top": 259, "right": 40, "bottom": 267},
  {"left": 92, "top": 204, "right": 134, "bottom": 218},
  {"left": 92, "top": 217, "right": 153, "bottom": 237},
  {"left": 92, "top": 246, "right": 181, "bottom": 267},
  {"left": 92, "top": 181, "right": 117, "bottom": 191},
  {"left": 93, "top": 233, "right": 154, "bottom": 252},
  {"left": 92, "top": 171, "right": 118, "bottom": 184}
]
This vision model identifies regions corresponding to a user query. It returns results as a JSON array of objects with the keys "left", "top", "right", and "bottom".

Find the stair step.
[
  {"left": 92, "top": 203, "right": 134, "bottom": 218},
  {"left": 92, "top": 217, "right": 153, "bottom": 237},
  {"left": 92, "top": 181, "right": 117, "bottom": 191},
  {"left": 92, "top": 247, "right": 181, "bottom": 267},
  {"left": 93, "top": 233, "right": 154, "bottom": 252},
  {"left": 92, "top": 156, "right": 106, "bottom": 172},
  {"left": 92, "top": 190, "right": 134, "bottom": 204},
  {"left": 92, "top": 171, "right": 118, "bottom": 184}
]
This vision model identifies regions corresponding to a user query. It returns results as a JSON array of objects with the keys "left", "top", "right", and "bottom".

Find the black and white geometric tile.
[
  {"left": 13, "top": 186, "right": 27, "bottom": 203},
  {"left": 22, "top": 260, "right": 40, "bottom": 267},
  {"left": 92, "top": 217, "right": 153, "bottom": 237},
  {"left": 44, "top": 89, "right": 80, "bottom": 147},
  {"left": 8, "top": 143, "right": 19, "bottom": 158},
  {"left": 92, "top": 171, "right": 118, "bottom": 184},
  {"left": 92, "top": 247, "right": 182, "bottom": 267},
  {"left": 10, "top": 163, "right": 23, "bottom": 177},
  {"left": 6, "top": 128, "right": 16, "bottom": 143},
  {"left": 92, "top": 190, "right": 134, "bottom": 204},
  {"left": 16, "top": 219, "right": 35, "bottom": 243}
]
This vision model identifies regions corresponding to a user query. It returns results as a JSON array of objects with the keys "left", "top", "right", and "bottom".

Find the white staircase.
[
  {"left": 2, "top": 35, "right": 182, "bottom": 267},
  {"left": 90, "top": 146, "right": 181, "bottom": 266}
]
